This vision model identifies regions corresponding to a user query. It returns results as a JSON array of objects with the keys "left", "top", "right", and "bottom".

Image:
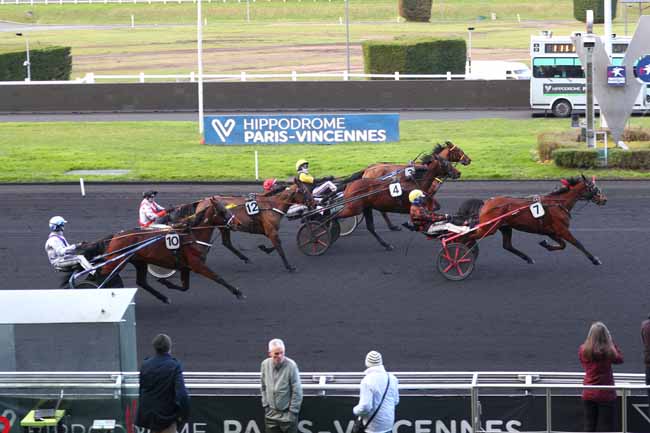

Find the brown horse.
[
  {"left": 83, "top": 198, "right": 243, "bottom": 304},
  {"left": 454, "top": 175, "right": 607, "bottom": 265},
  {"left": 362, "top": 141, "right": 472, "bottom": 230},
  {"left": 335, "top": 155, "right": 461, "bottom": 250},
  {"left": 197, "top": 183, "right": 312, "bottom": 272}
]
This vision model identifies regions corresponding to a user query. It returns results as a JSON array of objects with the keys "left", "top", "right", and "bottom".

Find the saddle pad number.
[
  {"left": 529, "top": 202, "right": 545, "bottom": 218},
  {"left": 404, "top": 167, "right": 415, "bottom": 178},
  {"left": 389, "top": 183, "right": 403, "bottom": 197},
  {"left": 165, "top": 233, "right": 180, "bottom": 250},
  {"left": 245, "top": 201, "right": 260, "bottom": 215}
]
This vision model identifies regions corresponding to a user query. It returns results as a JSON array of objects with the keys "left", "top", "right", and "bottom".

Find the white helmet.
[{"left": 49, "top": 216, "right": 67, "bottom": 231}]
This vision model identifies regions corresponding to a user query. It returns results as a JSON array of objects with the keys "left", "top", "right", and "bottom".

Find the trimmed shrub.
[
  {"left": 607, "top": 149, "right": 650, "bottom": 169},
  {"left": 573, "top": 0, "right": 617, "bottom": 23},
  {"left": 0, "top": 46, "right": 71, "bottom": 81},
  {"left": 537, "top": 131, "right": 580, "bottom": 161},
  {"left": 363, "top": 38, "right": 466, "bottom": 78},
  {"left": 399, "top": 0, "right": 433, "bottom": 22},
  {"left": 552, "top": 149, "right": 600, "bottom": 168}
]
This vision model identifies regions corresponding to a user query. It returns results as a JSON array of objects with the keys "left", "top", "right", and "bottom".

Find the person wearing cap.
[
  {"left": 44, "top": 215, "right": 95, "bottom": 274},
  {"left": 642, "top": 315, "right": 650, "bottom": 415},
  {"left": 408, "top": 189, "right": 469, "bottom": 236},
  {"left": 260, "top": 338, "right": 303, "bottom": 433},
  {"left": 353, "top": 351, "right": 399, "bottom": 433},
  {"left": 139, "top": 190, "right": 168, "bottom": 228},
  {"left": 295, "top": 159, "right": 337, "bottom": 200}
]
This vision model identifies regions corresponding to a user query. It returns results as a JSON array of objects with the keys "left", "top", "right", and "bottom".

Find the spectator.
[
  {"left": 641, "top": 314, "right": 650, "bottom": 416},
  {"left": 136, "top": 334, "right": 190, "bottom": 433},
  {"left": 260, "top": 338, "right": 303, "bottom": 433},
  {"left": 353, "top": 351, "right": 400, "bottom": 433},
  {"left": 579, "top": 322, "right": 624, "bottom": 432}
]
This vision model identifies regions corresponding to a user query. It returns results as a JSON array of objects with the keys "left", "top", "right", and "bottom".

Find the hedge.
[
  {"left": 573, "top": 0, "right": 617, "bottom": 23},
  {"left": 0, "top": 46, "right": 72, "bottom": 81},
  {"left": 363, "top": 38, "right": 466, "bottom": 78},
  {"left": 552, "top": 148, "right": 650, "bottom": 169},
  {"left": 398, "top": 0, "right": 433, "bottom": 22}
]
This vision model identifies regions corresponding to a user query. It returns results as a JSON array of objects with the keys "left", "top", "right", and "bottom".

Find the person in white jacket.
[
  {"left": 44, "top": 216, "right": 94, "bottom": 274},
  {"left": 353, "top": 351, "right": 400, "bottom": 433},
  {"left": 139, "top": 190, "right": 168, "bottom": 228}
]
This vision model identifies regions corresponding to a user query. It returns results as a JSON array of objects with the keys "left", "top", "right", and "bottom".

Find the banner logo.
[
  {"left": 607, "top": 66, "right": 626, "bottom": 86},
  {"left": 211, "top": 119, "right": 236, "bottom": 142}
]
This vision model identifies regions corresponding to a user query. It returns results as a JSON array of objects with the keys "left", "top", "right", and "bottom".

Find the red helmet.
[{"left": 263, "top": 178, "right": 277, "bottom": 191}]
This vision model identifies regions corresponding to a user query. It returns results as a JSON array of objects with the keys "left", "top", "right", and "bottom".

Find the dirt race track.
[{"left": 1, "top": 181, "right": 649, "bottom": 373}]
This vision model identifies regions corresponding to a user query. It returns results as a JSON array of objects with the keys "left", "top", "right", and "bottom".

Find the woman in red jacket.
[{"left": 579, "top": 321, "right": 624, "bottom": 432}]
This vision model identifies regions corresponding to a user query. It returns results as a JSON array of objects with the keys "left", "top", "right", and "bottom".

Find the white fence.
[{"left": 1, "top": 0, "right": 338, "bottom": 5}]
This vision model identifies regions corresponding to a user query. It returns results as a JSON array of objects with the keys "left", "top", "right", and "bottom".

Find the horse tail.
[
  {"left": 79, "top": 234, "right": 112, "bottom": 259},
  {"left": 339, "top": 169, "right": 364, "bottom": 184},
  {"left": 454, "top": 199, "right": 484, "bottom": 225}
]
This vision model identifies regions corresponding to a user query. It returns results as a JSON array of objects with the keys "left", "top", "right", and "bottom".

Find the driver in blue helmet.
[{"left": 45, "top": 216, "right": 95, "bottom": 274}]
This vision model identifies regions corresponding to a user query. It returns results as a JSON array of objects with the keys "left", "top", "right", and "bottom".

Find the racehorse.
[
  {"left": 454, "top": 175, "right": 607, "bottom": 265},
  {"left": 335, "top": 155, "right": 461, "bottom": 250},
  {"left": 198, "top": 183, "right": 313, "bottom": 272},
  {"left": 82, "top": 198, "right": 243, "bottom": 304},
  {"left": 361, "top": 141, "right": 472, "bottom": 230}
]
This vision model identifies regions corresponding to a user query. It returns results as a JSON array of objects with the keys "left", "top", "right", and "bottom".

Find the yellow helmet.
[
  {"left": 409, "top": 189, "right": 425, "bottom": 203},
  {"left": 295, "top": 159, "right": 309, "bottom": 171}
]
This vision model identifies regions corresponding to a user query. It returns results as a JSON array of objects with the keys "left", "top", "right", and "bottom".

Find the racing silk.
[
  {"left": 44, "top": 232, "right": 75, "bottom": 265},
  {"left": 139, "top": 198, "right": 165, "bottom": 227},
  {"left": 298, "top": 172, "right": 314, "bottom": 184},
  {"left": 409, "top": 204, "right": 446, "bottom": 232}
]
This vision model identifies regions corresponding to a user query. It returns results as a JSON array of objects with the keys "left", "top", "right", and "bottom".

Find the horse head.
[
  {"left": 208, "top": 197, "right": 241, "bottom": 229},
  {"left": 434, "top": 155, "right": 461, "bottom": 180},
  {"left": 443, "top": 140, "right": 471, "bottom": 166},
  {"left": 581, "top": 174, "right": 607, "bottom": 206}
]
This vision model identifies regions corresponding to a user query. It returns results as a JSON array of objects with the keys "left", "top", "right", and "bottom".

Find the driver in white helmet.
[
  {"left": 45, "top": 216, "right": 95, "bottom": 274},
  {"left": 408, "top": 189, "right": 469, "bottom": 235}
]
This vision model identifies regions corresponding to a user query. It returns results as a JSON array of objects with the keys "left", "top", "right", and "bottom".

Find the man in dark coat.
[{"left": 136, "top": 334, "right": 190, "bottom": 433}]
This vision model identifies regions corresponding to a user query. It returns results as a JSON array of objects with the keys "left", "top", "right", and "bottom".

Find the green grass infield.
[{"left": 1, "top": 117, "right": 650, "bottom": 182}]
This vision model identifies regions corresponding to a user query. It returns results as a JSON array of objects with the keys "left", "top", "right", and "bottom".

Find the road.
[
  {"left": 0, "top": 110, "right": 533, "bottom": 122},
  {"left": 1, "top": 181, "right": 648, "bottom": 373}
]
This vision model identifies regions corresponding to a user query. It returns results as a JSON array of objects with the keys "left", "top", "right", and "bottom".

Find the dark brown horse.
[
  {"left": 197, "top": 183, "right": 313, "bottom": 272},
  {"left": 455, "top": 175, "right": 607, "bottom": 265},
  {"left": 83, "top": 198, "right": 243, "bottom": 304},
  {"left": 336, "top": 155, "right": 461, "bottom": 250},
  {"left": 362, "top": 141, "right": 472, "bottom": 230}
]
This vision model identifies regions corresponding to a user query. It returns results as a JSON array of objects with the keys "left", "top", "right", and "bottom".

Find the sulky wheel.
[
  {"left": 464, "top": 241, "right": 479, "bottom": 260},
  {"left": 338, "top": 215, "right": 359, "bottom": 237},
  {"left": 297, "top": 221, "right": 332, "bottom": 256},
  {"left": 437, "top": 242, "right": 475, "bottom": 281},
  {"left": 75, "top": 280, "right": 100, "bottom": 289},
  {"left": 329, "top": 219, "right": 341, "bottom": 243},
  {"left": 148, "top": 264, "right": 176, "bottom": 279}
]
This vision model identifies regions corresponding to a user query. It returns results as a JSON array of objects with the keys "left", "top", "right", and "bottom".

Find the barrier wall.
[{"left": 0, "top": 81, "right": 530, "bottom": 113}]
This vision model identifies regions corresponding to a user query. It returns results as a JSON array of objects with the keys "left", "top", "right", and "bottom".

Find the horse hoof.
[
  {"left": 527, "top": 258, "right": 535, "bottom": 265},
  {"left": 592, "top": 257, "right": 602, "bottom": 265},
  {"left": 539, "top": 240, "right": 548, "bottom": 248},
  {"left": 384, "top": 244, "right": 394, "bottom": 251},
  {"left": 162, "top": 297, "right": 171, "bottom": 304},
  {"left": 287, "top": 266, "right": 297, "bottom": 273},
  {"left": 235, "top": 291, "right": 246, "bottom": 300},
  {"left": 389, "top": 225, "right": 402, "bottom": 232}
]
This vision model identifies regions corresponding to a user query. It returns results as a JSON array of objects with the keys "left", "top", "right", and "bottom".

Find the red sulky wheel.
[
  {"left": 437, "top": 242, "right": 475, "bottom": 281},
  {"left": 296, "top": 221, "right": 332, "bottom": 256}
]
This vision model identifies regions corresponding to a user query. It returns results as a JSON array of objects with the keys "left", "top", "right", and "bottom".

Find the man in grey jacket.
[{"left": 260, "top": 338, "right": 303, "bottom": 433}]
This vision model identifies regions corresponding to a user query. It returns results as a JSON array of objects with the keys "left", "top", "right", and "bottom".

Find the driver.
[
  {"left": 139, "top": 190, "right": 169, "bottom": 228},
  {"left": 45, "top": 216, "right": 95, "bottom": 274},
  {"left": 295, "top": 159, "right": 337, "bottom": 200},
  {"left": 408, "top": 190, "right": 469, "bottom": 235}
]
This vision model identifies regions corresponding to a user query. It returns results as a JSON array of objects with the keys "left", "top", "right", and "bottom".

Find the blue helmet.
[{"left": 49, "top": 216, "right": 67, "bottom": 231}]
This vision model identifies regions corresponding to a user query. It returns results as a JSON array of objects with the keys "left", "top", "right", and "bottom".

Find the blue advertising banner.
[
  {"left": 203, "top": 114, "right": 400, "bottom": 145},
  {"left": 636, "top": 55, "right": 650, "bottom": 83},
  {"left": 607, "top": 65, "right": 626, "bottom": 86}
]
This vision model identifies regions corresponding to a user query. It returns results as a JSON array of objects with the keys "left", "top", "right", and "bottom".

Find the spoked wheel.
[
  {"left": 464, "top": 241, "right": 480, "bottom": 260},
  {"left": 148, "top": 264, "right": 176, "bottom": 279},
  {"left": 338, "top": 216, "right": 359, "bottom": 237},
  {"left": 297, "top": 221, "right": 332, "bottom": 256},
  {"left": 437, "top": 242, "right": 475, "bottom": 281},
  {"left": 329, "top": 219, "right": 341, "bottom": 243}
]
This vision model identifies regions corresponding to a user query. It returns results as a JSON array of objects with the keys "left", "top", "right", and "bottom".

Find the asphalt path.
[
  {"left": 0, "top": 111, "right": 533, "bottom": 122},
  {"left": 1, "top": 181, "right": 649, "bottom": 373}
]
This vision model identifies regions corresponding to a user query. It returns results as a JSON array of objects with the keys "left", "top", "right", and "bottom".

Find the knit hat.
[{"left": 365, "top": 350, "right": 383, "bottom": 368}]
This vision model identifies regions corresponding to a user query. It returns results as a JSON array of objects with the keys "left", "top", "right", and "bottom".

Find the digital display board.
[{"left": 545, "top": 43, "right": 576, "bottom": 53}]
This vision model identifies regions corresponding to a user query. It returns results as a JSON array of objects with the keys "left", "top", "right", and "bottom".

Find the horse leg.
[
  {"left": 267, "top": 230, "right": 295, "bottom": 272},
  {"left": 186, "top": 258, "right": 246, "bottom": 299},
  {"left": 499, "top": 226, "right": 535, "bottom": 264},
  {"left": 258, "top": 245, "right": 276, "bottom": 254},
  {"left": 539, "top": 234, "right": 567, "bottom": 251},
  {"left": 364, "top": 208, "right": 394, "bottom": 251},
  {"left": 135, "top": 263, "right": 171, "bottom": 304},
  {"left": 156, "top": 269, "right": 190, "bottom": 292},
  {"left": 555, "top": 228, "right": 602, "bottom": 265},
  {"left": 220, "top": 229, "right": 251, "bottom": 263},
  {"left": 380, "top": 211, "right": 401, "bottom": 231}
]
